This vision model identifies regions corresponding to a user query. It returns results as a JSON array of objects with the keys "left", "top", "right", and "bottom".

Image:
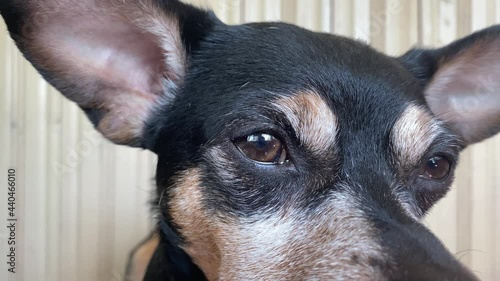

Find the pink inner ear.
[
  {"left": 22, "top": 1, "right": 187, "bottom": 145},
  {"left": 425, "top": 41, "right": 500, "bottom": 143},
  {"left": 42, "top": 16, "right": 167, "bottom": 99}
]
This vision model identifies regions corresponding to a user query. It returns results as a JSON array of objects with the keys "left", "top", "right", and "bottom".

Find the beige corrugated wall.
[{"left": 0, "top": 0, "right": 499, "bottom": 280}]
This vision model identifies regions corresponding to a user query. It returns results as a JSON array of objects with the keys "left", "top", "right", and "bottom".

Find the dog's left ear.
[{"left": 400, "top": 25, "right": 500, "bottom": 145}]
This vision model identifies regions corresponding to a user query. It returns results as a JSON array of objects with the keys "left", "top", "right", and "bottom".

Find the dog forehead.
[
  {"left": 188, "top": 22, "right": 401, "bottom": 91},
  {"left": 188, "top": 25, "right": 422, "bottom": 112}
]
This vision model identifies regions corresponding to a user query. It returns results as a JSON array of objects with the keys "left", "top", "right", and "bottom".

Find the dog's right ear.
[{"left": 0, "top": 0, "right": 218, "bottom": 148}]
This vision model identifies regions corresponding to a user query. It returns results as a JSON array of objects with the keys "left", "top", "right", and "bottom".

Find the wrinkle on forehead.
[
  {"left": 273, "top": 91, "right": 337, "bottom": 156},
  {"left": 391, "top": 104, "right": 444, "bottom": 166}
]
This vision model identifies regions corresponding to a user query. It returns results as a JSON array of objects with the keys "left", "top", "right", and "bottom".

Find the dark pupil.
[
  {"left": 425, "top": 156, "right": 450, "bottom": 179},
  {"left": 254, "top": 135, "right": 268, "bottom": 149},
  {"left": 427, "top": 158, "right": 439, "bottom": 170}
]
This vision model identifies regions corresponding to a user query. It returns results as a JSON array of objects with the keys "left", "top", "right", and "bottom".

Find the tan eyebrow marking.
[
  {"left": 273, "top": 91, "right": 337, "bottom": 156},
  {"left": 391, "top": 104, "right": 444, "bottom": 165}
]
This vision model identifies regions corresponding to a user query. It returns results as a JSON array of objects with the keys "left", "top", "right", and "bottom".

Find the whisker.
[
  {"left": 157, "top": 188, "right": 166, "bottom": 207},
  {"left": 454, "top": 249, "right": 483, "bottom": 261}
]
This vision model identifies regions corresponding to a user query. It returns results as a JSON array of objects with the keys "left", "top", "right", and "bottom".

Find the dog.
[{"left": 1, "top": 0, "right": 499, "bottom": 280}]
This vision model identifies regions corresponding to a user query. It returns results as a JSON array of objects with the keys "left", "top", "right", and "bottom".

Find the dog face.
[{"left": 2, "top": 0, "right": 500, "bottom": 280}]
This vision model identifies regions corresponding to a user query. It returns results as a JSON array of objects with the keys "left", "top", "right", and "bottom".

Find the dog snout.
[{"left": 379, "top": 221, "right": 478, "bottom": 281}]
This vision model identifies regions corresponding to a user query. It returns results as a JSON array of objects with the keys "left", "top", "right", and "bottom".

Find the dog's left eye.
[
  {"left": 234, "top": 133, "right": 288, "bottom": 164},
  {"left": 419, "top": 156, "right": 451, "bottom": 180}
]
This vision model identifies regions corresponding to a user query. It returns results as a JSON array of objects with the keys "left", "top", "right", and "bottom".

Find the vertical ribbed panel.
[
  {"left": 0, "top": 1, "right": 499, "bottom": 280},
  {"left": 1, "top": 18, "right": 12, "bottom": 281}
]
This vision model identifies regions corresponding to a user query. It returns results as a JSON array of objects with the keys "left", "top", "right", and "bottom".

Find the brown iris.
[
  {"left": 419, "top": 156, "right": 451, "bottom": 180},
  {"left": 234, "top": 133, "right": 287, "bottom": 164}
]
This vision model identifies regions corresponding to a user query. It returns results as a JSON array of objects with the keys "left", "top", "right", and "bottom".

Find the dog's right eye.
[{"left": 234, "top": 133, "right": 288, "bottom": 164}]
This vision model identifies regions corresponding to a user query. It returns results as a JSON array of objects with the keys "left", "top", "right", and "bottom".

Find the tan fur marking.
[
  {"left": 391, "top": 104, "right": 443, "bottom": 165},
  {"left": 171, "top": 164, "right": 387, "bottom": 280},
  {"left": 169, "top": 169, "right": 221, "bottom": 281},
  {"left": 273, "top": 91, "right": 337, "bottom": 156},
  {"left": 127, "top": 233, "right": 160, "bottom": 281},
  {"left": 217, "top": 189, "right": 387, "bottom": 280}
]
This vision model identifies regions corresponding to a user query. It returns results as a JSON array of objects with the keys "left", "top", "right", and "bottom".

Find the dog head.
[{"left": 2, "top": 0, "right": 500, "bottom": 280}]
